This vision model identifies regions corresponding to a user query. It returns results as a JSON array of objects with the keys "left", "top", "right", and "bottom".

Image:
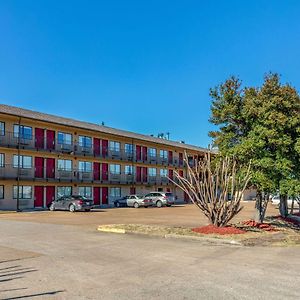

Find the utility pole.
[{"left": 16, "top": 116, "right": 21, "bottom": 212}]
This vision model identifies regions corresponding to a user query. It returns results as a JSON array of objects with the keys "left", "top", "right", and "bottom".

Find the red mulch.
[
  {"left": 192, "top": 224, "right": 246, "bottom": 235},
  {"left": 242, "top": 220, "right": 276, "bottom": 231}
]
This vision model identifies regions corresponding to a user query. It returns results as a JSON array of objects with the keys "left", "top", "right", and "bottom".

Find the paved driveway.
[
  {"left": 0, "top": 217, "right": 299, "bottom": 300},
  {"left": 0, "top": 202, "right": 279, "bottom": 229}
]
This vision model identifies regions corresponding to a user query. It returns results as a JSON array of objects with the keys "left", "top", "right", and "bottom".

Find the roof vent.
[{"left": 180, "top": 141, "right": 185, "bottom": 144}]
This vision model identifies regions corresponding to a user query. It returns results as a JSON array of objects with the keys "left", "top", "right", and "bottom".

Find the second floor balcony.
[{"left": 0, "top": 164, "right": 176, "bottom": 185}]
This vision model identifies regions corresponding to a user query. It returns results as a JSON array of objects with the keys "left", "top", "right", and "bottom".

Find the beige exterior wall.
[{"left": 0, "top": 112, "right": 199, "bottom": 210}]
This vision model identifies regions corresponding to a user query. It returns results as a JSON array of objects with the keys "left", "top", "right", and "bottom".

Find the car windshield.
[
  {"left": 165, "top": 193, "right": 173, "bottom": 197},
  {"left": 137, "top": 195, "right": 144, "bottom": 199}
]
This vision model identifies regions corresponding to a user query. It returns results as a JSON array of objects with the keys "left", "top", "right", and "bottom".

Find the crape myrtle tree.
[
  {"left": 209, "top": 73, "right": 300, "bottom": 222},
  {"left": 170, "top": 152, "right": 251, "bottom": 227}
]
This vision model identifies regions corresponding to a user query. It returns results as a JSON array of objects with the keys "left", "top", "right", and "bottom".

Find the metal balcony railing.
[
  {"left": 0, "top": 164, "right": 175, "bottom": 185},
  {"left": 0, "top": 132, "right": 188, "bottom": 167},
  {"left": 0, "top": 164, "right": 35, "bottom": 179}
]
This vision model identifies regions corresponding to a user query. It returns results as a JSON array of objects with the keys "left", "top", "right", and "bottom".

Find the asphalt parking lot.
[
  {"left": 0, "top": 216, "right": 299, "bottom": 300},
  {"left": 0, "top": 202, "right": 279, "bottom": 230}
]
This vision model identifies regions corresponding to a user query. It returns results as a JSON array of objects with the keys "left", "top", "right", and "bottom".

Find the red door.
[
  {"left": 179, "top": 153, "right": 183, "bottom": 165},
  {"left": 142, "top": 146, "right": 147, "bottom": 161},
  {"left": 46, "top": 130, "right": 55, "bottom": 150},
  {"left": 136, "top": 145, "right": 141, "bottom": 161},
  {"left": 168, "top": 151, "right": 173, "bottom": 164},
  {"left": 102, "top": 187, "right": 108, "bottom": 205},
  {"left": 168, "top": 169, "right": 173, "bottom": 181},
  {"left": 136, "top": 166, "right": 141, "bottom": 182},
  {"left": 34, "top": 186, "right": 44, "bottom": 207},
  {"left": 93, "top": 187, "right": 100, "bottom": 205},
  {"left": 142, "top": 167, "right": 148, "bottom": 183},
  {"left": 93, "top": 138, "right": 100, "bottom": 156},
  {"left": 46, "top": 186, "right": 55, "bottom": 206},
  {"left": 102, "top": 163, "right": 108, "bottom": 180},
  {"left": 102, "top": 139, "right": 108, "bottom": 157},
  {"left": 130, "top": 187, "right": 136, "bottom": 194},
  {"left": 166, "top": 188, "right": 171, "bottom": 192},
  {"left": 35, "top": 157, "right": 44, "bottom": 178},
  {"left": 35, "top": 128, "right": 44, "bottom": 149},
  {"left": 93, "top": 162, "right": 100, "bottom": 180},
  {"left": 46, "top": 158, "right": 55, "bottom": 178}
]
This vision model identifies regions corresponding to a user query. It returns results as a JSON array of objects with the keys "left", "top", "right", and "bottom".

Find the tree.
[
  {"left": 170, "top": 152, "right": 251, "bottom": 227},
  {"left": 209, "top": 73, "right": 300, "bottom": 222}
]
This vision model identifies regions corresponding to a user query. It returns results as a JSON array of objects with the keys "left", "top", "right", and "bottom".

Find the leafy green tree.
[{"left": 209, "top": 73, "right": 300, "bottom": 221}]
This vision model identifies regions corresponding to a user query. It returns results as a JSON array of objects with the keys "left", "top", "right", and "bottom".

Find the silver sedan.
[{"left": 126, "top": 195, "right": 153, "bottom": 208}]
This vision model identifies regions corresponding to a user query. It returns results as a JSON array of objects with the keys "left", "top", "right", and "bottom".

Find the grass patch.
[{"left": 98, "top": 217, "right": 300, "bottom": 247}]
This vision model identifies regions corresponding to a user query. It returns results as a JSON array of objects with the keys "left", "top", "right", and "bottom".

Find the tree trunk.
[
  {"left": 279, "top": 195, "right": 288, "bottom": 217},
  {"left": 290, "top": 198, "right": 295, "bottom": 215},
  {"left": 254, "top": 192, "right": 263, "bottom": 223},
  {"left": 254, "top": 192, "right": 269, "bottom": 223}
]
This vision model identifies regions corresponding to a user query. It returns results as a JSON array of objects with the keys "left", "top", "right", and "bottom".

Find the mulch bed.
[
  {"left": 192, "top": 224, "right": 246, "bottom": 235},
  {"left": 242, "top": 220, "right": 276, "bottom": 231}
]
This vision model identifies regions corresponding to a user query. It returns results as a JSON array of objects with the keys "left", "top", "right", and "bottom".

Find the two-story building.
[{"left": 0, "top": 104, "right": 208, "bottom": 210}]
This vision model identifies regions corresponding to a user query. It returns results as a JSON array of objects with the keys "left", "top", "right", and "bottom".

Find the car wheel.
[
  {"left": 116, "top": 202, "right": 120, "bottom": 208},
  {"left": 133, "top": 202, "right": 139, "bottom": 209},
  {"left": 144, "top": 206, "right": 148, "bottom": 208},
  {"left": 166, "top": 204, "right": 171, "bottom": 207},
  {"left": 49, "top": 203, "right": 55, "bottom": 211},
  {"left": 156, "top": 200, "right": 162, "bottom": 208},
  {"left": 69, "top": 204, "right": 76, "bottom": 212},
  {"left": 85, "top": 209, "right": 91, "bottom": 212}
]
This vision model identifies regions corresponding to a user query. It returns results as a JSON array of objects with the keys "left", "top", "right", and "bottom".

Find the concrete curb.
[
  {"left": 98, "top": 227, "right": 126, "bottom": 234},
  {"left": 97, "top": 226, "right": 242, "bottom": 246}
]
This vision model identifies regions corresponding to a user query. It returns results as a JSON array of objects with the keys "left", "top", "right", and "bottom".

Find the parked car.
[
  {"left": 271, "top": 195, "right": 300, "bottom": 207},
  {"left": 144, "top": 192, "right": 175, "bottom": 207},
  {"left": 49, "top": 195, "right": 93, "bottom": 212},
  {"left": 114, "top": 196, "right": 129, "bottom": 207},
  {"left": 127, "top": 195, "right": 153, "bottom": 208}
]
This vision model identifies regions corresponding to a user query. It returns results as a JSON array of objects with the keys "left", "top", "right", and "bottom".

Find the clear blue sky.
[{"left": 1, "top": 0, "right": 300, "bottom": 147}]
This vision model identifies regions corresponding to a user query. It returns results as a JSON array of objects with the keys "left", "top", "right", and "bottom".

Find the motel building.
[{"left": 0, "top": 104, "right": 208, "bottom": 211}]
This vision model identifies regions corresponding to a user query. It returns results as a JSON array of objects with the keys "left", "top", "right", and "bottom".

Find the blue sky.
[{"left": 0, "top": 0, "right": 300, "bottom": 147}]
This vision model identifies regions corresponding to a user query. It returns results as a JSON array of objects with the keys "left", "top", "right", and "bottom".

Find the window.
[
  {"left": 0, "top": 122, "right": 4, "bottom": 136},
  {"left": 78, "top": 161, "right": 92, "bottom": 172},
  {"left": 109, "top": 141, "right": 120, "bottom": 152},
  {"left": 57, "top": 159, "right": 72, "bottom": 171},
  {"left": 79, "top": 136, "right": 92, "bottom": 148},
  {"left": 109, "top": 187, "right": 121, "bottom": 197},
  {"left": 78, "top": 186, "right": 92, "bottom": 198},
  {"left": 57, "top": 186, "right": 72, "bottom": 198},
  {"left": 125, "top": 165, "right": 133, "bottom": 175},
  {"left": 110, "top": 164, "right": 121, "bottom": 174},
  {"left": 160, "top": 169, "right": 167, "bottom": 177},
  {"left": 149, "top": 148, "right": 157, "bottom": 157},
  {"left": 0, "top": 185, "right": 3, "bottom": 199},
  {"left": 13, "top": 125, "right": 32, "bottom": 140},
  {"left": 0, "top": 153, "right": 4, "bottom": 167},
  {"left": 13, "top": 155, "right": 32, "bottom": 169},
  {"left": 148, "top": 168, "right": 157, "bottom": 177},
  {"left": 58, "top": 132, "right": 72, "bottom": 145},
  {"left": 13, "top": 186, "right": 32, "bottom": 199},
  {"left": 160, "top": 150, "right": 168, "bottom": 159},
  {"left": 125, "top": 143, "right": 133, "bottom": 154}
]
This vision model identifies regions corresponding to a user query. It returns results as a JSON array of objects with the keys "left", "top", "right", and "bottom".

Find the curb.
[
  {"left": 98, "top": 227, "right": 126, "bottom": 234},
  {"left": 97, "top": 226, "right": 242, "bottom": 246}
]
